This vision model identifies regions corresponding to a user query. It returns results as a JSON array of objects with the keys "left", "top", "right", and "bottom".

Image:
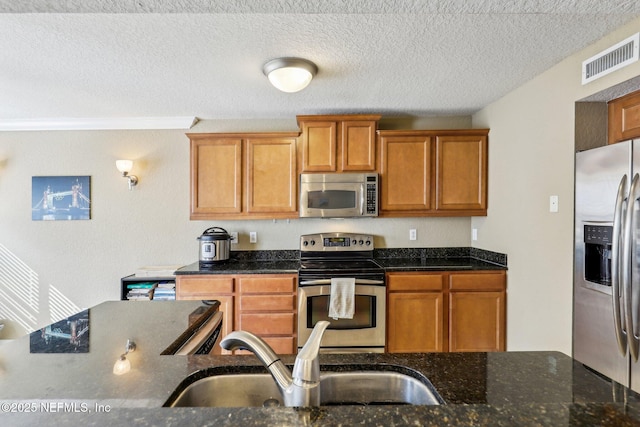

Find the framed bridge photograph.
[{"left": 32, "top": 176, "right": 91, "bottom": 221}]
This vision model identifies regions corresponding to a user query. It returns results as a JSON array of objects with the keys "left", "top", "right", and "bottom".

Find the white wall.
[
  {"left": 0, "top": 117, "right": 472, "bottom": 337},
  {"left": 473, "top": 17, "right": 640, "bottom": 354}
]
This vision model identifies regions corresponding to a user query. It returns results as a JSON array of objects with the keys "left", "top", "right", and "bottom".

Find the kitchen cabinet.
[
  {"left": 608, "top": 89, "right": 640, "bottom": 144},
  {"left": 378, "top": 132, "right": 433, "bottom": 213},
  {"left": 175, "top": 275, "right": 235, "bottom": 354},
  {"left": 387, "top": 272, "right": 445, "bottom": 353},
  {"left": 188, "top": 133, "right": 298, "bottom": 220},
  {"left": 435, "top": 134, "right": 487, "bottom": 213},
  {"left": 448, "top": 271, "right": 506, "bottom": 352},
  {"left": 176, "top": 273, "right": 298, "bottom": 355},
  {"left": 297, "top": 114, "right": 381, "bottom": 172},
  {"left": 386, "top": 270, "right": 506, "bottom": 353},
  {"left": 378, "top": 129, "right": 488, "bottom": 217},
  {"left": 237, "top": 275, "right": 297, "bottom": 354}
]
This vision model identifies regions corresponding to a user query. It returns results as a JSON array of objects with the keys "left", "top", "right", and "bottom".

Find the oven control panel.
[{"left": 300, "top": 232, "right": 374, "bottom": 251}]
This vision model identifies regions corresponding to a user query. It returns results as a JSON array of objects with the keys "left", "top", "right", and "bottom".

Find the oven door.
[{"left": 297, "top": 283, "right": 385, "bottom": 353}]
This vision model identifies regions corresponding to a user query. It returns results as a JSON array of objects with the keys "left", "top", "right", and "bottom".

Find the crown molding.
[{"left": 0, "top": 116, "right": 199, "bottom": 131}]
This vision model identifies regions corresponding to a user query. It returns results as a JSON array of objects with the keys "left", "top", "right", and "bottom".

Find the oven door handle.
[{"left": 299, "top": 278, "right": 385, "bottom": 286}]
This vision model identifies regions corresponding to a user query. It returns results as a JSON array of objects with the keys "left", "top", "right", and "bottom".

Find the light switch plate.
[
  {"left": 549, "top": 195, "right": 559, "bottom": 213},
  {"left": 229, "top": 231, "right": 238, "bottom": 244},
  {"left": 249, "top": 231, "right": 257, "bottom": 243},
  {"left": 409, "top": 229, "right": 417, "bottom": 241}
]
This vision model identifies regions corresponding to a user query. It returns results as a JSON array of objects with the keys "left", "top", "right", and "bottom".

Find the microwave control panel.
[{"left": 300, "top": 232, "right": 374, "bottom": 251}]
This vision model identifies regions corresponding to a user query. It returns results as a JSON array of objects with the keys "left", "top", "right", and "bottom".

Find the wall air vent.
[{"left": 582, "top": 32, "right": 639, "bottom": 85}]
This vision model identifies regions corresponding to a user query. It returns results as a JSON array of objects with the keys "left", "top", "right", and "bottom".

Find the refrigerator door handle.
[
  {"left": 624, "top": 173, "right": 640, "bottom": 361},
  {"left": 613, "top": 174, "right": 629, "bottom": 356}
]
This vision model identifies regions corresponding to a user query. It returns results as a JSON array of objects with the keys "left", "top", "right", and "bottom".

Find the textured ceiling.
[{"left": 1, "top": 0, "right": 639, "bottom": 125}]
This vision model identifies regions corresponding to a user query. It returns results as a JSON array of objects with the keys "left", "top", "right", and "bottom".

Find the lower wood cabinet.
[
  {"left": 448, "top": 271, "right": 506, "bottom": 352},
  {"left": 176, "top": 273, "right": 297, "bottom": 355},
  {"left": 387, "top": 273, "right": 445, "bottom": 352},
  {"left": 237, "top": 275, "right": 297, "bottom": 354},
  {"left": 386, "top": 270, "right": 506, "bottom": 353}
]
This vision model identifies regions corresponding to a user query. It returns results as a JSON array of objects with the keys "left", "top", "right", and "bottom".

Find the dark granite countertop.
[
  {"left": 1, "top": 301, "right": 639, "bottom": 425},
  {"left": 176, "top": 247, "right": 507, "bottom": 275}
]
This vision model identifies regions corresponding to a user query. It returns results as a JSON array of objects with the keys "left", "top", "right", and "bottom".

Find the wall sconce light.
[
  {"left": 115, "top": 160, "right": 138, "bottom": 190},
  {"left": 262, "top": 57, "right": 318, "bottom": 93},
  {"left": 113, "top": 339, "right": 136, "bottom": 375}
]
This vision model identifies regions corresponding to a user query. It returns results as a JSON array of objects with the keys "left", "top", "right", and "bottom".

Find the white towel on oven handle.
[{"left": 328, "top": 277, "right": 355, "bottom": 320}]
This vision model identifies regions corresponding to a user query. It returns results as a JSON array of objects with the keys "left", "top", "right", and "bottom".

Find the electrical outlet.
[
  {"left": 409, "top": 229, "right": 417, "bottom": 241},
  {"left": 249, "top": 231, "right": 257, "bottom": 243},
  {"left": 229, "top": 231, "right": 238, "bottom": 244}
]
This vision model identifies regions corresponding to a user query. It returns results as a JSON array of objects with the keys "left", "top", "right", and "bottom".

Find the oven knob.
[
  {"left": 351, "top": 239, "right": 357, "bottom": 245},
  {"left": 359, "top": 240, "right": 364, "bottom": 245},
  {"left": 303, "top": 240, "right": 308, "bottom": 246},
  {"left": 365, "top": 240, "right": 371, "bottom": 246},
  {"left": 310, "top": 240, "right": 316, "bottom": 246}
]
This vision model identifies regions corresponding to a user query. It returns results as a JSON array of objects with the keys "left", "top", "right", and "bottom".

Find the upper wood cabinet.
[
  {"left": 378, "top": 132, "right": 433, "bottom": 213},
  {"left": 188, "top": 133, "right": 298, "bottom": 220},
  {"left": 245, "top": 137, "right": 298, "bottom": 214},
  {"left": 378, "top": 129, "right": 488, "bottom": 217},
  {"left": 609, "top": 89, "right": 640, "bottom": 144},
  {"left": 190, "top": 136, "right": 243, "bottom": 217},
  {"left": 436, "top": 133, "right": 487, "bottom": 213},
  {"left": 297, "top": 114, "right": 381, "bottom": 172}
]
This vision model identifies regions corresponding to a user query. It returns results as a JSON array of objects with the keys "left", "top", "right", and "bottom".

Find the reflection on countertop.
[{"left": 0, "top": 301, "right": 639, "bottom": 425}]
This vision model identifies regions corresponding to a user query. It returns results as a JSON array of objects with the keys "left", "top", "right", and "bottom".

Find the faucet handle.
[{"left": 292, "top": 321, "right": 330, "bottom": 383}]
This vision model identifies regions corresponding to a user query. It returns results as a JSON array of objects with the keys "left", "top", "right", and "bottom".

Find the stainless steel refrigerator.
[{"left": 574, "top": 139, "right": 640, "bottom": 391}]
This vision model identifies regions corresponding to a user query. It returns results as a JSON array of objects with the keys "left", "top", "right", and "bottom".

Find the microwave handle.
[
  {"left": 360, "top": 183, "right": 365, "bottom": 215},
  {"left": 299, "top": 278, "right": 385, "bottom": 286}
]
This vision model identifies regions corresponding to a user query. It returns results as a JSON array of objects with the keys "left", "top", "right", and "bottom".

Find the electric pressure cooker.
[{"left": 198, "top": 227, "right": 231, "bottom": 267}]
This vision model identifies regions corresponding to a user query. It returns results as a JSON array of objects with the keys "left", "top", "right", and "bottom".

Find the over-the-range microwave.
[{"left": 299, "top": 173, "right": 378, "bottom": 218}]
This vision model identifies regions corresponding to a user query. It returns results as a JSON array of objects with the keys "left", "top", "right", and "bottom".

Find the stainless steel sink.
[{"left": 166, "top": 370, "right": 443, "bottom": 407}]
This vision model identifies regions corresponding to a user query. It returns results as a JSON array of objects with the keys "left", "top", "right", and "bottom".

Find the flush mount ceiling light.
[{"left": 262, "top": 57, "right": 318, "bottom": 93}]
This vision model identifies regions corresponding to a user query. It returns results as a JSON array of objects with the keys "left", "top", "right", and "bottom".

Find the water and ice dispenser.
[{"left": 583, "top": 224, "right": 612, "bottom": 285}]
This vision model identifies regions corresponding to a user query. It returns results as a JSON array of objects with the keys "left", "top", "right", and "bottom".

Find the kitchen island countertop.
[{"left": 0, "top": 301, "right": 638, "bottom": 426}]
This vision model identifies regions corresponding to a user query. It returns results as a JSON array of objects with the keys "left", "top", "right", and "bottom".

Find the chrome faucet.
[{"left": 220, "top": 320, "right": 330, "bottom": 407}]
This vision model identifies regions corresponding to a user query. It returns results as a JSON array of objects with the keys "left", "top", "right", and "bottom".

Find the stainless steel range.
[{"left": 297, "top": 232, "right": 386, "bottom": 353}]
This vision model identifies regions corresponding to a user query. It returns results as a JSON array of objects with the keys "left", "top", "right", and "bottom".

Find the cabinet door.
[
  {"left": 246, "top": 137, "right": 297, "bottom": 214},
  {"left": 608, "top": 89, "right": 640, "bottom": 144},
  {"left": 448, "top": 271, "right": 506, "bottom": 352},
  {"left": 379, "top": 134, "right": 432, "bottom": 212},
  {"left": 387, "top": 292, "right": 444, "bottom": 353},
  {"left": 190, "top": 137, "right": 242, "bottom": 218},
  {"left": 436, "top": 135, "right": 487, "bottom": 212},
  {"left": 300, "top": 120, "right": 337, "bottom": 172},
  {"left": 449, "top": 291, "right": 505, "bottom": 352},
  {"left": 340, "top": 120, "right": 377, "bottom": 171}
]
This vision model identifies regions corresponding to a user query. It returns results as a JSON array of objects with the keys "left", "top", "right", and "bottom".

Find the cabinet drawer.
[
  {"left": 387, "top": 273, "right": 444, "bottom": 292},
  {"left": 239, "top": 313, "right": 295, "bottom": 335},
  {"left": 177, "top": 276, "right": 234, "bottom": 295},
  {"left": 239, "top": 276, "right": 296, "bottom": 293},
  {"left": 240, "top": 295, "right": 295, "bottom": 311},
  {"left": 449, "top": 272, "right": 505, "bottom": 291}
]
